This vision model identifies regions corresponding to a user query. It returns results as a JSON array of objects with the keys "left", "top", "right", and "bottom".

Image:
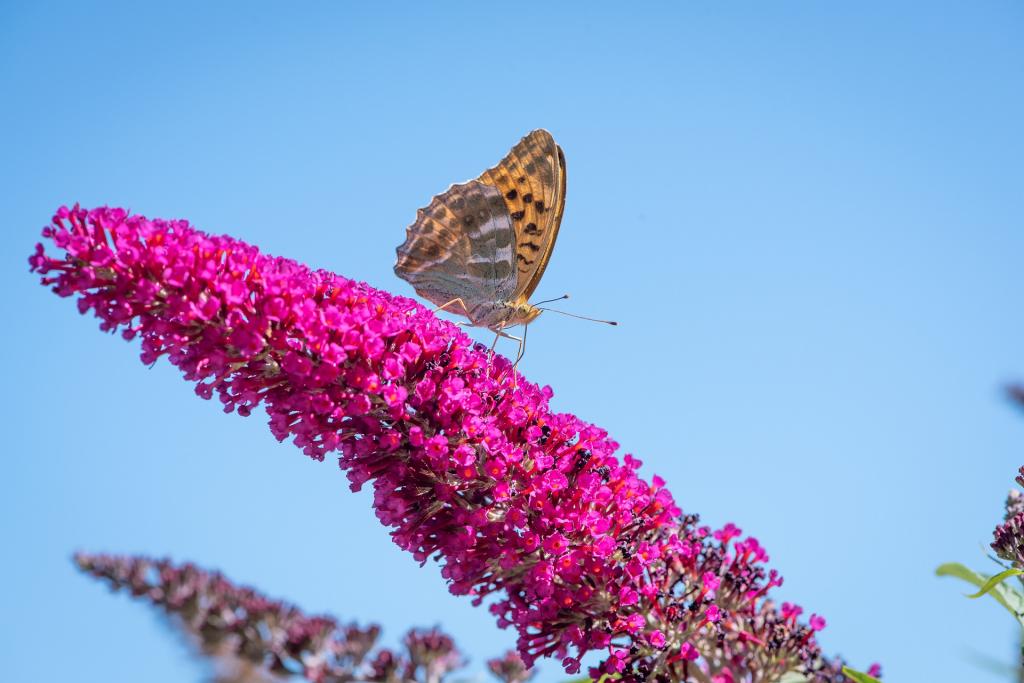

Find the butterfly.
[{"left": 394, "top": 130, "right": 568, "bottom": 357}]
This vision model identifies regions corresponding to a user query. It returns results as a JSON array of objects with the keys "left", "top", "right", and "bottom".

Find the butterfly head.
[
  {"left": 509, "top": 300, "right": 542, "bottom": 326},
  {"left": 484, "top": 300, "right": 541, "bottom": 331}
]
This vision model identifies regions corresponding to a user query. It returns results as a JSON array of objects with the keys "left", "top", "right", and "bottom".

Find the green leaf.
[
  {"left": 842, "top": 666, "right": 881, "bottom": 683},
  {"left": 965, "top": 567, "right": 1024, "bottom": 599},
  {"left": 936, "top": 562, "right": 1024, "bottom": 626}
]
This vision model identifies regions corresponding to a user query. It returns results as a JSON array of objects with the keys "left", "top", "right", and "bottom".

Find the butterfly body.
[
  {"left": 474, "top": 298, "right": 541, "bottom": 331},
  {"left": 394, "top": 130, "right": 565, "bottom": 334}
]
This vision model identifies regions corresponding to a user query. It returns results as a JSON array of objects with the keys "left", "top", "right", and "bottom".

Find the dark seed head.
[{"left": 539, "top": 425, "right": 551, "bottom": 445}]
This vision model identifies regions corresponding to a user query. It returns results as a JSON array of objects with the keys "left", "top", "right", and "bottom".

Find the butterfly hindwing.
[{"left": 394, "top": 180, "right": 517, "bottom": 320}]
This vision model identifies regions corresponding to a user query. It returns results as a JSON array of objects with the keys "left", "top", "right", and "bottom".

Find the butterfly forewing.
[
  {"left": 394, "top": 180, "right": 517, "bottom": 320},
  {"left": 476, "top": 130, "right": 566, "bottom": 302}
]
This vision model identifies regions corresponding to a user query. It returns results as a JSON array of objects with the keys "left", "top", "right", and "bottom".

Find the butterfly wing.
[
  {"left": 394, "top": 180, "right": 517, "bottom": 321},
  {"left": 477, "top": 129, "right": 566, "bottom": 302}
]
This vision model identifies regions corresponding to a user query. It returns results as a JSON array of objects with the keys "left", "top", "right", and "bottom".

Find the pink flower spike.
[
  {"left": 75, "top": 552, "right": 468, "bottom": 682},
  {"left": 31, "top": 205, "right": 863, "bottom": 681}
]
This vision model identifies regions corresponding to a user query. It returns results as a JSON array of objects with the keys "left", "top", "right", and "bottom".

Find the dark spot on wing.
[
  {"left": 534, "top": 201, "right": 545, "bottom": 212},
  {"left": 510, "top": 210, "right": 525, "bottom": 221},
  {"left": 505, "top": 189, "right": 518, "bottom": 200},
  {"left": 523, "top": 242, "right": 540, "bottom": 252},
  {"left": 522, "top": 193, "right": 533, "bottom": 203}
]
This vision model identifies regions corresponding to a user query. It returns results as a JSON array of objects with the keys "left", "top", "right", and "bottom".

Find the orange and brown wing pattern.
[{"left": 476, "top": 129, "right": 566, "bottom": 302}]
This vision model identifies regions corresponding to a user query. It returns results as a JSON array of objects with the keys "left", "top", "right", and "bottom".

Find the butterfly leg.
[
  {"left": 488, "top": 327, "right": 524, "bottom": 360},
  {"left": 433, "top": 298, "right": 469, "bottom": 316},
  {"left": 488, "top": 327, "right": 525, "bottom": 388},
  {"left": 489, "top": 322, "right": 506, "bottom": 354},
  {"left": 497, "top": 331, "right": 525, "bottom": 371},
  {"left": 511, "top": 324, "right": 528, "bottom": 370},
  {"left": 483, "top": 322, "right": 507, "bottom": 374}
]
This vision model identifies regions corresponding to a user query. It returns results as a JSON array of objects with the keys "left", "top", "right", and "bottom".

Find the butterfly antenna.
[
  {"left": 537, "top": 307, "right": 618, "bottom": 326},
  {"left": 533, "top": 294, "right": 570, "bottom": 306}
]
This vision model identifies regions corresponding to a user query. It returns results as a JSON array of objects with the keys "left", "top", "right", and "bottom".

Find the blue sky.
[{"left": 3, "top": 2, "right": 1024, "bottom": 681}]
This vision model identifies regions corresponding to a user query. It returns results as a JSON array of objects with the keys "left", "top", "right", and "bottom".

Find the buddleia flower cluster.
[
  {"left": 76, "top": 552, "right": 524, "bottom": 683},
  {"left": 32, "top": 206, "right": 872, "bottom": 681},
  {"left": 990, "top": 389, "right": 1024, "bottom": 573},
  {"left": 991, "top": 466, "right": 1024, "bottom": 569}
]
